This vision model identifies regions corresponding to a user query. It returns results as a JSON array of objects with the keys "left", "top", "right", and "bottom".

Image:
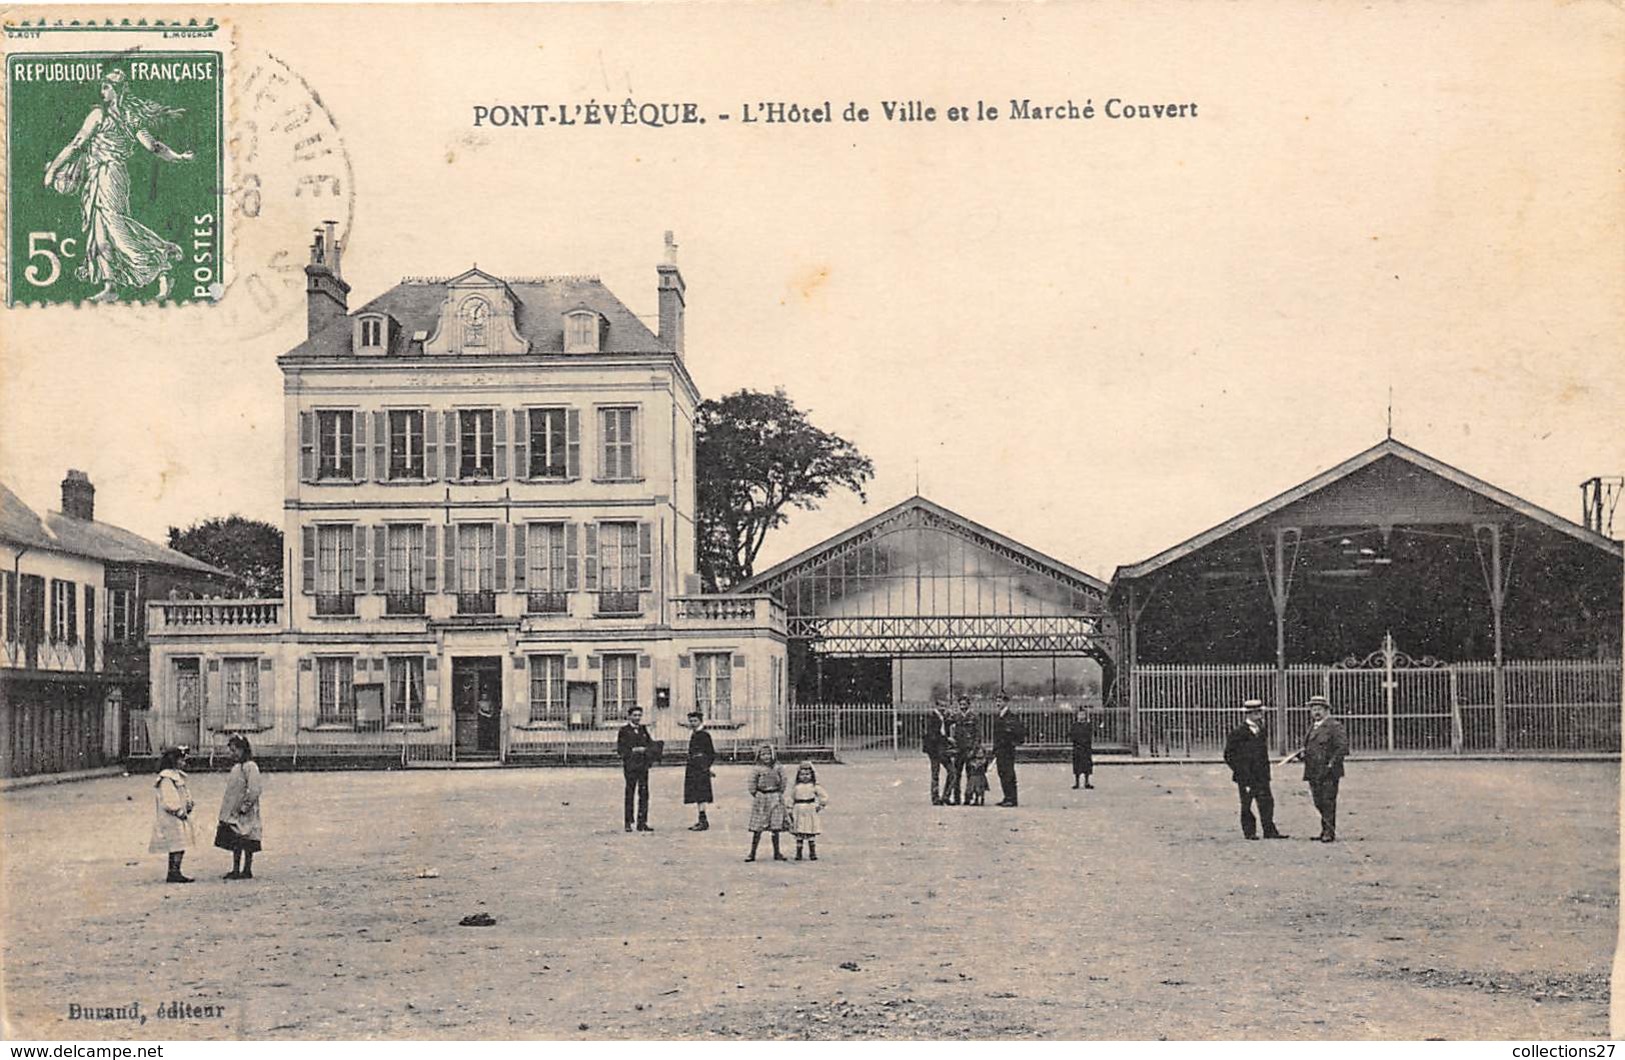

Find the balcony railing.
[
  {"left": 148, "top": 599, "right": 284, "bottom": 633},
  {"left": 386, "top": 591, "right": 427, "bottom": 616},
  {"left": 457, "top": 590, "right": 497, "bottom": 615},
  {"left": 1, "top": 638, "right": 90, "bottom": 672},
  {"left": 527, "top": 591, "right": 570, "bottom": 615},
  {"left": 314, "top": 592, "right": 357, "bottom": 617},
  {"left": 673, "top": 594, "right": 787, "bottom": 635},
  {"left": 596, "top": 590, "right": 643, "bottom": 615}
]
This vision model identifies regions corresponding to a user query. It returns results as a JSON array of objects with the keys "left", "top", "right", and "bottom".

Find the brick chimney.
[
  {"left": 305, "top": 220, "right": 350, "bottom": 341},
  {"left": 657, "top": 230, "right": 685, "bottom": 355},
  {"left": 60, "top": 469, "right": 94, "bottom": 521}
]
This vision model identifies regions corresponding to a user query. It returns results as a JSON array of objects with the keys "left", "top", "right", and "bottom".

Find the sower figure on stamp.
[
  {"left": 684, "top": 710, "right": 717, "bottom": 831},
  {"left": 992, "top": 693, "right": 1026, "bottom": 807},
  {"left": 42, "top": 69, "right": 194, "bottom": 303},
  {"left": 1223, "top": 699, "right": 1287, "bottom": 840},
  {"left": 617, "top": 706, "right": 656, "bottom": 832},
  {"left": 1300, "top": 695, "right": 1349, "bottom": 842},
  {"left": 923, "top": 699, "right": 952, "bottom": 805}
]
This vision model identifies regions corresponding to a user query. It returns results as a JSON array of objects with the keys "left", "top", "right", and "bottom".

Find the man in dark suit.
[
  {"left": 992, "top": 693, "right": 1026, "bottom": 807},
  {"left": 684, "top": 710, "right": 716, "bottom": 831},
  {"left": 617, "top": 706, "right": 657, "bottom": 832},
  {"left": 1301, "top": 694, "right": 1350, "bottom": 842},
  {"left": 923, "top": 699, "right": 952, "bottom": 805},
  {"left": 1222, "top": 699, "right": 1286, "bottom": 840}
]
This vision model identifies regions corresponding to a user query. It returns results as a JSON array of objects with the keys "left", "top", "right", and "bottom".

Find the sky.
[{"left": 2, "top": 2, "right": 1621, "bottom": 584}]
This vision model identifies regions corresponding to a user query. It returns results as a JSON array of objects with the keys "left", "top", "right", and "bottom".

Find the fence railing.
[
  {"left": 148, "top": 599, "right": 283, "bottom": 632},
  {"left": 1131, "top": 658, "right": 1621, "bottom": 755}
]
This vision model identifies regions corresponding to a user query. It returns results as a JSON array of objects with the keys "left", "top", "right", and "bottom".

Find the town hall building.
[{"left": 145, "top": 229, "right": 787, "bottom": 764}]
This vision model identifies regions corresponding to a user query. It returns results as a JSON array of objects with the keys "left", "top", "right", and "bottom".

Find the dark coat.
[
  {"left": 992, "top": 710, "right": 1026, "bottom": 756},
  {"left": 951, "top": 709, "right": 980, "bottom": 755},
  {"left": 1070, "top": 718, "right": 1095, "bottom": 774},
  {"left": 617, "top": 722, "right": 655, "bottom": 773},
  {"left": 1223, "top": 722, "right": 1271, "bottom": 786},
  {"left": 923, "top": 710, "right": 951, "bottom": 757},
  {"left": 684, "top": 728, "right": 716, "bottom": 803},
  {"left": 1302, "top": 718, "right": 1349, "bottom": 782}
]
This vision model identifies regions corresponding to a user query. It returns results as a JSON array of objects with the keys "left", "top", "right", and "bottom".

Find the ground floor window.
[
  {"left": 318, "top": 657, "right": 356, "bottom": 724},
  {"left": 600, "top": 653, "right": 638, "bottom": 720},
  {"left": 694, "top": 652, "right": 733, "bottom": 721},
  {"left": 387, "top": 656, "right": 425, "bottom": 724},
  {"left": 223, "top": 657, "right": 260, "bottom": 727},
  {"left": 529, "top": 655, "right": 566, "bottom": 722}
]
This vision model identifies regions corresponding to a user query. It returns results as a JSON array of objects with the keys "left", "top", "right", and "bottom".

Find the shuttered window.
[
  {"left": 316, "top": 525, "right": 353, "bottom": 595},
  {"left": 317, "top": 411, "right": 355, "bottom": 480},
  {"left": 457, "top": 524, "right": 497, "bottom": 592},
  {"left": 388, "top": 410, "right": 426, "bottom": 479},
  {"left": 458, "top": 410, "right": 496, "bottom": 479},
  {"left": 527, "top": 408, "right": 569, "bottom": 479},
  {"left": 528, "top": 655, "right": 566, "bottom": 722},
  {"left": 694, "top": 652, "right": 733, "bottom": 721},
  {"left": 601, "top": 654, "right": 638, "bottom": 720},
  {"left": 387, "top": 657, "right": 425, "bottom": 724},
  {"left": 527, "top": 523, "right": 567, "bottom": 592},
  {"left": 317, "top": 657, "right": 356, "bottom": 724},
  {"left": 387, "top": 524, "right": 425, "bottom": 592}
]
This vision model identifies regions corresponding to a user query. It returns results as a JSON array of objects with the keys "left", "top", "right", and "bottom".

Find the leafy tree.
[
  {"left": 167, "top": 516, "right": 284, "bottom": 598},
  {"left": 696, "top": 388, "right": 875, "bottom": 592}
]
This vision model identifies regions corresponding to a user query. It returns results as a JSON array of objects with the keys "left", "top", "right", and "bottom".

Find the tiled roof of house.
[
  {"left": 0, "top": 482, "right": 228, "bottom": 576},
  {"left": 284, "top": 270, "right": 668, "bottom": 358}
]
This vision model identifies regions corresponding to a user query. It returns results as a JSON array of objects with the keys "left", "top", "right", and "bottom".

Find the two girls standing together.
[
  {"left": 148, "top": 735, "right": 264, "bottom": 884},
  {"left": 744, "top": 745, "right": 828, "bottom": 863}
]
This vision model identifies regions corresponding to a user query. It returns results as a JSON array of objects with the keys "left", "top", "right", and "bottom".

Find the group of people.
[
  {"left": 923, "top": 693, "right": 1099, "bottom": 807},
  {"left": 615, "top": 707, "right": 831, "bottom": 863},
  {"left": 148, "top": 735, "right": 264, "bottom": 884},
  {"left": 1223, "top": 694, "right": 1350, "bottom": 842}
]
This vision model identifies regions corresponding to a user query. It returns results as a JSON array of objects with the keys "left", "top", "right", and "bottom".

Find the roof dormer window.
[
  {"left": 564, "top": 307, "right": 601, "bottom": 354},
  {"left": 357, "top": 315, "right": 385, "bottom": 353}
]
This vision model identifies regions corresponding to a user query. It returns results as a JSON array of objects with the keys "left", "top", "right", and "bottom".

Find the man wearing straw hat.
[
  {"left": 1299, "top": 695, "right": 1349, "bottom": 842},
  {"left": 1222, "top": 700, "right": 1287, "bottom": 840}
]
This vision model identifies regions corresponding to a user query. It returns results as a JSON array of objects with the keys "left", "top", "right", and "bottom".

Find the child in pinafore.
[
  {"left": 149, "top": 746, "right": 198, "bottom": 883},
  {"left": 788, "top": 761, "right": 829, "bottom": 861},
  {"left": 214, "top": 734, "right": 264, "bottom": 879},
  {"left": 744, "top": 744, "right": 788, "bottom": 862},
  {"left": 964, "top": 745, "right": 991, "bottom": 806}
]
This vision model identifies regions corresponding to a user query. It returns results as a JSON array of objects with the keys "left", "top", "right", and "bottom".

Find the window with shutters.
[
  {"left": 598, "top": 407, "right": 639, "bottom": 480},
  {"left": 596, "top": 521, "right": 642, "bottom": 613},
  {"left": 316, "top": 410, "right": 355, "bottom": 480},
  {"left": 314, "top": 525, "right": 356, "bottom": 614},
  {"left": 223, "top": 657, "right": 260, "bottom": 726},
  {"left": 388, "top": 410, "right": 426, "bottom": 479},
  {"left": 49, "top": 579, "right": 75, "bottom": 643},
  {"left": 600, "top": 653, "right": 638, "bottom": 720},
  {"left": 459, "top": 409, "right": 496, "bottom": 479},
  {"left": 108, "top": 588, "right": 137, "bottom": 641},
  {"left": 317, "top": 657, "right": 356, "bottom": 724},
  {"left": 526, "top": 522, "right": 569, "bottom": 613},
  {"left": 385, "top": 524, "right": 426, "bottom": 614},
  {"left": 694, "top": 652, "right": 733, "bottom": 721},
  {"left": 387, "top": 656, "right": 425, "bottom": 725},
  {"left": 527, "top": 408, "right": 568, "bottom": 479},
  {"left": 528, "top": 654, "right": 566, "bottom": 722},
  {"left": 457, "top": 523, "right": 497, "bottom": 613}
]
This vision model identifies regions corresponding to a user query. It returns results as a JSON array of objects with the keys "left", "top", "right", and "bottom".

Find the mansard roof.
[
  {"left": 0, "top": 482, "right": 228, "bottom": 576},
  {"left": 734, "top": 495, "right": 1111, "bottom": 599},
  {"left": 284, "top": 270, "right": 667, "bottom": 359}
]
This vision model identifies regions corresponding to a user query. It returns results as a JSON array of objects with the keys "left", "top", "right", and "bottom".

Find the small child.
[
  {"left": 964, "top": 745, "right": 991, "bottom": 806},
  {"left": 149, "top": 746, "right": 198, "bottom": 883},
  {"left": 744, "top": 744, "right": 789, "bottom": 862},
  {"left": 788, "top": 761, "right": 829, "bottom": 861}
]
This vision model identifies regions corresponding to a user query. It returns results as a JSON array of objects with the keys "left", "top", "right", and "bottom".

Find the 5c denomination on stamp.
[{"left": 6, "top": 40, "right": 223, "bottom": 305}]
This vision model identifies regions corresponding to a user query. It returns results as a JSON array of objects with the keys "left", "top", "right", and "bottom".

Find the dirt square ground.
[{"left": 0, "top": 758, "right": 1615, "bottom": 1040}]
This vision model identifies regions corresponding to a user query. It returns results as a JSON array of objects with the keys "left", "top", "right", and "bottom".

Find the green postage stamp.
[{"left": 6, "top": 37, "right": 224, "bottom": 306}]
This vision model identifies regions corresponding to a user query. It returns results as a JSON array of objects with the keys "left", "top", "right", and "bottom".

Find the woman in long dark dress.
[
  {"left": 684, "top": 711, "right": 716, "bottom": 831},
  {"left": 1070, "top": 704, "right": 1095, "bottom": 789}
]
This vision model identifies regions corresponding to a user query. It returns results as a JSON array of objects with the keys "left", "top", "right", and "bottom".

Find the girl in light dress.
[
  {"left": 214, "top": 734, "right": 264, "bottom": 879},
  {"left": 788, "top": 761, "right": 829, "bottom": 862},
  {"left": 149, "top": 746, "right": 198, "bottom": 883}
]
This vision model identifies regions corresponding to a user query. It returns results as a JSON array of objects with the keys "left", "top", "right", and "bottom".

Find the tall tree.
[
  {"left": 167, "top": 516, "right": 284, "bottom": 598},
  {"left": 696, "top": 388, "right": 874, "bottom": 592}
]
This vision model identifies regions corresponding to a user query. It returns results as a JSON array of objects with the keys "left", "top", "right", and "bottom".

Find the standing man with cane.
[{"left": 1299, "top": 695, "right": 1349, "bottom": 842}]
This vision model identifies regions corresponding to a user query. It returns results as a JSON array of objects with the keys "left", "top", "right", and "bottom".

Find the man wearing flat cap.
[
  {"left": 1222, "top": 699, "right": 1286, "bottom": 840},
  {"left": 1301, "top": 695, "right": 1349, "bottom": 842}
]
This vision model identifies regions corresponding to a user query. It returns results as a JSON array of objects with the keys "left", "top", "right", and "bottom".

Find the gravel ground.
[{"left": 0, "top": 759, "right": 1614, "bottom": 1040}]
